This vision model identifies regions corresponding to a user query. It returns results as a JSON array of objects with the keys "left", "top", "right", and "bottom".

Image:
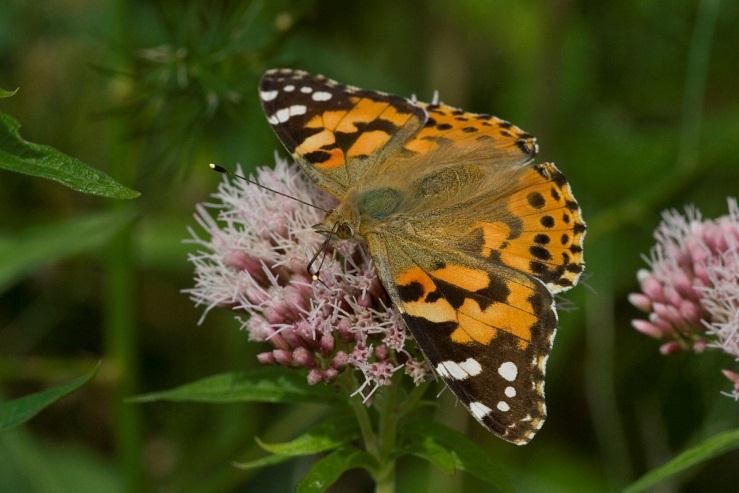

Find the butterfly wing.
[
  {"left": 395, "top": 161, "right": 586, "bottom": 294},
  {"left": 386, "top": 101, "right": 538, "bottom": 173},
  {"left": 368, "top": 232, "right": 556, "bottom": 445},
  {"left": 259, "top": 69, "right": 426, "bottom": 197}
]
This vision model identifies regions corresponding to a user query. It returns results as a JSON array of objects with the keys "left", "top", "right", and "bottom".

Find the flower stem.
[
  {"left": 374, "top": 465, "right": 396, "bottom": 493},
  {"left": 379, "top": 372, "right": 401, "bottom": 457},
  {"left": 343, "top": 372, "right": 380, "bottom": 457}
]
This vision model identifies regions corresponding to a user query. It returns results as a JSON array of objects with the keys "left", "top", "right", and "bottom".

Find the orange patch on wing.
[
  {"left": 431, "top": 264, "right": 489, "bottom": 292},
  {"left": 396, "top": 266, "right": 435, "bottom": 296},
  {"left": 336, "top": 98, "right": 390, "bottom": 133},
  {"left": 493, "top": 163, "right": 586, "bottom": 292},
  {"left": 405, "top": 299, "right": 457, "bottom": 324},
  {"left": 313, "top": 148, "right": 345, "bottom": 170},
  {"left": 401, "top": 103, "right": 533, "bottom": 158},
  {"left": 452, "top": 298, "right": 534, "bottom": 347},
  {"left": 454, "top": 305, "right": 497, "bottom": 344},
  {"left": 403, "top": 137, "right": 437, "bottom": 154},
  {"left": 295, "top": 129, "right": 335, "bottom": 155},
  {"left": 347, "top": 130, "right": 391, "bottom": 157},
  {"left": 381, "top": 105, "right": 415, "bottom": 126},
  {"left": 478, "top": 221, "right": 511, "bottom": 257},
  {"left": 507, "top": 281, "right": 535, "bottom": 313}
]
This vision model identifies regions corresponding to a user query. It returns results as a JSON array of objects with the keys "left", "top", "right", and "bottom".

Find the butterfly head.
[{"left": 318, "top": 202, "right": 359, "bottom": 240}]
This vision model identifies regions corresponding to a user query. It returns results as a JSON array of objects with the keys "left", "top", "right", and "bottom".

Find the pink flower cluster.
[
  {"left": 186, "top": 157, "right": 430, "bottom": 401},
  {"left": 630, "top": 198, "right": 739, "bottom": 399}
]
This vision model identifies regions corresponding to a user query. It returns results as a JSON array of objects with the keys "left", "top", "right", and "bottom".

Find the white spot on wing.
[
  {"left": 437, "top": 358, "right": 482, "bottom": 380},
  {"left": 497, "top": 401, "right": 510, "bottom": 412},
  {"left": 505, "top": 386, "right": 516, "bottom": 398},
  {"left": 260, "top": 90, "right": 278, "bottom": 101},
  {"left": 270, "top": 105, "right": 307, "bottom": 124},
  {"left": 312, "top": 91, "right": 332, "bottom": 101},
  {"left": 284, "top": 84, "right": 295, "bottom": 92},
  {"left": 498, "top": 361, "right": 518, "bottom": 381},
  {"left": 435, "top": 362, "right": 450, "bottom": 378},
  {"left": 289, "top": 105, "right": 306, "bottom": 116},
  {"left": 275, "top": 108, "right": 290, "bottom": 123},
  {"left": 300, "top": 86, "right": 313, "bottom": 93},
  {"left": 439, "top": 361, "right": 466, "bottom": 380},
  {"left": 469, "top": 402, "right": 492, "bottom": 420},
  {"left": 459, "top": 358, "right": 482, "bottom": 376}
]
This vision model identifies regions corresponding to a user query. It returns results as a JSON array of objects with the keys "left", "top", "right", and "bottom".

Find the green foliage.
[
  {"left": 0, "top": 113, "right": 139, "bottom": 199},
  {"left": 234, "top": 414, "right": 360, "bottom": 471},
  {"left": 296, "top": 447, "right": 377, "bottom": 493},
  {"left": 0, "top": 87, "right": 18, "bottom": 99},
  {"left": 254, "top": 414, "right": 359, "bottom": 456},
  {"left": 401, "top": 434, "right": 457, "bottom": 475},
  {"left": 624, "top": 428, "right": 739, "bottom": 493},
  {"left": 0, "top": 210, "right": 135, "bottom": 293},
  {"left": 129, "top": 368, "right": 342, "bottom": 404},
  {"left": 403, "top": 419, "right": 515, "bottom": 493},
  {"left": 0, "top": 363, "right": 99, "bottom": 432}
]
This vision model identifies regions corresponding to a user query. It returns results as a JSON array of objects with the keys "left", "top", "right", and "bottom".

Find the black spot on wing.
[{"left": 397, "top": 281, "right": 425, "bottom": 302}]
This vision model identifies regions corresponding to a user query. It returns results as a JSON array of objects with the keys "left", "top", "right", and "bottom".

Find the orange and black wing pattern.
[
  {"left": 370, "top": 237, "right": 556, "bottom": 445},
  {"left": 458, "top": 162, "right": 586, "bottom": 294},
  {"left": 392, "top": 101, "right": 538, "bottom": 168},
  {"left": 260, "top": 69, "right": 426, "bottom": 196}
]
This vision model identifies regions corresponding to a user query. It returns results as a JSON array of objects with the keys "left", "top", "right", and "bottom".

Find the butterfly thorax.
[{"left": 322, "top": 186, "right": 408, "bottom": 240}]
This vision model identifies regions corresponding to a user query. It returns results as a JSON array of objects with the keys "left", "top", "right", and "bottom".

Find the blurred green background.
[{"left": 1, "top": 0, "right": 738, "bottom": 492}]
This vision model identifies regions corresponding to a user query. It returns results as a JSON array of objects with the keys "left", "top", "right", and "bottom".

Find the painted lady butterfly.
[{"left": 259, "top": 69, "right": 585, "bottom": 445}]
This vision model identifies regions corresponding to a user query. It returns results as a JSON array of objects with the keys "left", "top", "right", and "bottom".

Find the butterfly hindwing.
[
  {"left": 390, "top": 102, "right": 538, "bottom": 170},
  {"left": 369, "top": 234, "right": 556, "bottom": 445},
  {"left": 451, "top": 162, "right": 586, "bottom": 294},
  {"left": 260, "top": 69, "right": 426, "bottom": 197}
]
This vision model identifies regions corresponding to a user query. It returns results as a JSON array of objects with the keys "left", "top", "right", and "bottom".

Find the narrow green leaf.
[
  {"left": 405, "top": 420, "right": 514, "bottom": 493},
  {"left": 129, "top": 368, "right": 341, "bottom": 404},
  {"left": 403, "top": 434, "right": 457, "bottom": 475},
  {"left": 296, "top": 447, "right": 376, "bottom": 493},
  {"left": 623, "top": 428, "right": 739, "bottom": 493},
  {"left": 0, "top": 113, "right": 139, "bottom": 199},
  {"left": 232, "top": 453, "right": 293, "bottom": 471},
  {"left": 256, "top": 414, "right": 359, "bottom": 456},
  {"left": 0, "top": 209, "right": 136, "bottom": 294},
  {"left": 0, "top": 87, "right": 18, "bottom": 99},
  {"left": 0, "top": 363, "right": 100, "bottom": 431}
]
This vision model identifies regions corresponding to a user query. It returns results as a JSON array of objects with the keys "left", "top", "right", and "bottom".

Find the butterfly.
[{"left": 258, "top": 68, "right": 585, "bottom": 445}]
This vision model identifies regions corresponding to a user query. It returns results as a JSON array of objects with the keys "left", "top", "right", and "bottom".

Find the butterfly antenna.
[
  {"left": 307, "top": 223, "right": 339, "bottom": 286},
  {"left": 208, "top": 163, "right": 329, "bottom": 213}
]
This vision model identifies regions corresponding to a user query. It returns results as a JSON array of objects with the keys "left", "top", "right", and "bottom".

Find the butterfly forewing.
[{"left": 259, "top": 69, "right": 426, "bottom": 197}]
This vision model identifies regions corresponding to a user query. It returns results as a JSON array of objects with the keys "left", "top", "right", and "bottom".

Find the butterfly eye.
[{"left": 336, "top": 222, "right": 354, "bottom": 239}]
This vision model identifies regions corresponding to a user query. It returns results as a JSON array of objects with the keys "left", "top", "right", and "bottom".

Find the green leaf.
[
  {"left": 0, "top": 87, "right": 18, "bottom": 99},
  {"left": 623, "top": 428, "right": 739, "bottom": 493},
  {"left": 0, "top": 209, "right": 136, "bottom": 294},
  {"left": 255, "top": 414, "right": 359, "bottom": 456},
  {"left": 405, "top": 420, "right": 515, "bottom": 493},
  {"left": 0, "top": 363, "right": 100, "bottom": 432},
  {"left": 296, "top": 447, "right": 376, "bottom": 493},
  {"left": 232, "top": 453, "right": 293, "bottom": 471},
  {"left": 129, "top": 368, "right": 341, "bottom": 404},
  {"left": 0, "top": 113, "right": 139, "bottom": 199},
  {"left": 403, "top": 434, "right": 457, "bottom": 475}
]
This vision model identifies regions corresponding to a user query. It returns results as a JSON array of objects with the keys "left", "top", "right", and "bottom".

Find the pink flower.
[
  {"left": 186, "top": 156, "right": 431, "bottom": 401},
  {"left": 630, "top": 198, "right": 739, "bottom": 398}
]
